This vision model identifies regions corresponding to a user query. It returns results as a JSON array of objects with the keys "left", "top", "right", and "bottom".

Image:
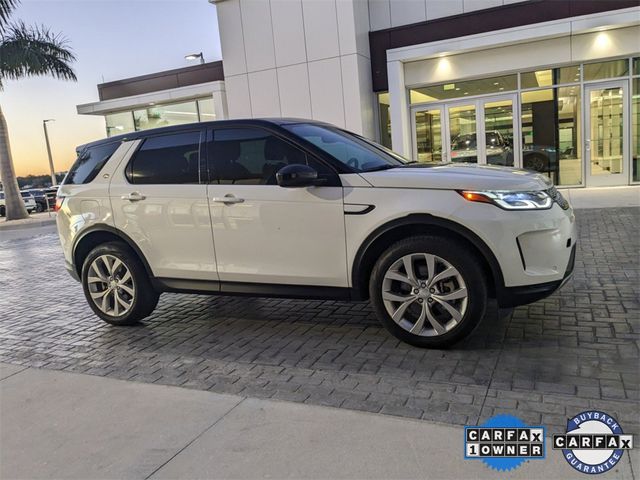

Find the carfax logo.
[
  {"left": 464, "top": 414, "right": 545, "bottom": 472},
  {"left": 553, "top": 410, "right": 634, "bottom": 475}
]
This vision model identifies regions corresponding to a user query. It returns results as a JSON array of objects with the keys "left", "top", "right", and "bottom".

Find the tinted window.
[
  {"left": 209, "top": 128, "right": 327, "bottom": 185},
  {"left": 129, "top": 131, "right": 201, "bottom": 184},
  {"left": 64, "top": 142, "right": 120, "bottom": 185},
  {"left": 284, "top": 124, "right": 407, "bottom": 172}
]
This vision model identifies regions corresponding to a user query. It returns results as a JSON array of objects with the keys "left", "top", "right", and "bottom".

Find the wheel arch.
[
  {"left": 350, "top": 214, "right": 503, "bottom": 301},
  {"left": 72, "top": 225, "right": 154, "bottom": 280}
]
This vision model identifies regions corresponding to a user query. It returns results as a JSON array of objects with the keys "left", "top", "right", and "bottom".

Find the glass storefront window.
[
  {"left": 134, "top": 101, "right": 198, "bottom": 131},
  {"left": 449, "top": 104, "right": 478, "bottom": 163},
  {"left": 105, "top": 111, "right": 135, "bottom": 137},
  {"left": 410, "top": 74, "right": 517, "bottom": 104},
  {"left": 484, "top": 99, "right": 514, "bottom": 167},
  {"left": 583, "top": 59, "right": 629, "bottom": 81},
  {"left": 521, "top": 86, "right": 581, "bottom": 185},
  {"left": 414, "top": 108, "right": 442, "bottom": 163},
  {"left": 632, "top": 78, "right": 639, "bottom": 182},
  {"left": 197, "top": 98, "right": 216, "bottom": 121},
  {"left": 520, "top": 65, "right": 580, "bottom": 88},
  {"left": 587, "top": 85, "right": 624, "bottom": 176},
  {"left": 377, "top": 93, "right": 392, "bottom": 148},
  {"left": 634, "top": 57, "right": 639, "bottom": 76}
]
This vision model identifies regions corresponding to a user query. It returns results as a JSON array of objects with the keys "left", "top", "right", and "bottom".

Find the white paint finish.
[
  {"left": 224, "top": 74, "right": 252, "bottom": 119},
  {"left": 368, "top": 0, "right": 391, "bottom": 31},
  {"left": 76, "top": 81, "right": 226, "bottom": 116},
  {"left": 248, "top": 69, "right": 281, "bottom": 117},
  {"left": 390, "top": 0, "right": 426, "bottom": 28},
  {"left": 0, "top": 367, "right": 241, "bottom": 480},
  {"left": 207, "top": 185, "right": 348, "bottom": 286},
  {"left": 108, "top": 138, "right": 219, "bottom": 281},
  {"left": 426, "top": 0, "right": 463, "bottom": 20},
  {"left": 387, "top": 60, "right": 411, "bottom": 156},
  {"left": 463, "top": 0, "right": 503, "bottom": 13},
  {"left": 308, "top": 57, "right": 346, "bottom": 127},
  {"left": 571, "top": 26, "right": 640, "bottom": 63},
  {"left": 341, "top": 54, "right": 375, "bottom": 137},
  {"left": 403, "top": 37, "right": 571, "bottom": 86},
  {"left": 277, "top": 63, "right": 312, "bottom": 118},
  {"left": 301, "top": 0, "right": 340, "bottom": 61},
  {"left": 240, "top": 0, "right": 277, "bottom": 72},
  {"left": 214, "top": 0, "right": 247, "bottom": 76},
  {"left": 337, "top": 0, "right": 371, "bottom": 58},
  {"left": 211, "top": 89, "right": 229, "bottom": 120},
  {"left": 271, "top": 0, "right": 307, "bottom": 67}
]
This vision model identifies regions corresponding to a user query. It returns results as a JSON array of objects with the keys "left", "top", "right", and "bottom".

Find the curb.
[{"left": 0, "top": 218, "right": 56, "bottom": 232}]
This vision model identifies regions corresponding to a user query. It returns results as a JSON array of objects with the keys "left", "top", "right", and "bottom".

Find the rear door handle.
[
  {"left": 211, "top": 195, "right": 244, "bottom": 205},
  {"left": 121, "top": 192, "right": 146, "bottom": 202}
]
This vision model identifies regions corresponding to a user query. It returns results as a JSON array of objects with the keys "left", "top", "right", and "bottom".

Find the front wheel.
[
  {"left": 81, "top": 242, "right": 159, "bottom": 326},
  {"left": 369, "top": 236, "right": 488, "bottom": 348}
]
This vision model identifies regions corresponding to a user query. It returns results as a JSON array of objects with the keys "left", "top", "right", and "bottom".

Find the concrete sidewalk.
[
  {"left": 564, "top": 186, "right": 639, "bottom": 209},
  {"left": 0, "top": 211, "right": 56, "bottom": 231},
  {"left": 0, "top": 364, "right": 635, "bottom": 479}
]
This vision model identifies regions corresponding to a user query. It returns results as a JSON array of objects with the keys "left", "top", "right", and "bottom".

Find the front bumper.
[{"left": 497, "top": 243, "right": 576, "bottom": 308}]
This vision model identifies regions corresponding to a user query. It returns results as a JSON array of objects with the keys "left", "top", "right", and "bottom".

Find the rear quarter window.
[{"left": 64, "top": 142, "right": 121, "bottom": 185}]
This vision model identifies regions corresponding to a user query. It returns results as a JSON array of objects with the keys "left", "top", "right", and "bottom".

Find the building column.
[
  {"left": 212, "top": 88, "right": 228, "bottom": 120},
  {"left": 387, "top": 60, "right": 411, "bottom": 157}
]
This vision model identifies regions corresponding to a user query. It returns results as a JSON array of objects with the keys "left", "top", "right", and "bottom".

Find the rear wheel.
[
  {"left": 81, "top": 242, "right": 159, "bottom": 326},
  {"left": 369, "top": 236, "right": 487, "bottom": 348}
]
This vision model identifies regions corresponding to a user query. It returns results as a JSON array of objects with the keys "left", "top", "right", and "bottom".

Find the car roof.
[{"left": 77, "top": 118, "right": 331, "bottom": 151}]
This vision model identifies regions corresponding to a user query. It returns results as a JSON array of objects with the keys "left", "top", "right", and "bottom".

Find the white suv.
[{"left": 56, "top": 119, "right": 576, "bottom": 348}]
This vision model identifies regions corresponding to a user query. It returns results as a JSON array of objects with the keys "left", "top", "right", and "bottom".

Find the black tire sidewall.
[
  {"left": 81, "top": 242, "right": 158, "bottom": 326},
  {"left": 370, "top": 236, "right": 487, "bottom": 348}
]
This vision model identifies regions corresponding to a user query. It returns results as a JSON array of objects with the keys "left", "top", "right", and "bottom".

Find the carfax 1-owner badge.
[{"left": 553, "top": 410, "right": 634, "bottom": 474}]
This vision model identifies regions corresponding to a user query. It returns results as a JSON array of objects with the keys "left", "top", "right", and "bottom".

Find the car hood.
[{"left": 359, "top": 163, "right": 552, "bottom": 191}]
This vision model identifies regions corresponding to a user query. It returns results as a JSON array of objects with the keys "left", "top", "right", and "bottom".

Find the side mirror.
[{"left": 276, "top": 164, "right": 319, "bottom": 188}]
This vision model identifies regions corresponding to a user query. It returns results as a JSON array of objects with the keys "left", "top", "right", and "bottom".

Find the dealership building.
[{"left": 77, "top": 0, "right": 640, "bottom": 188}]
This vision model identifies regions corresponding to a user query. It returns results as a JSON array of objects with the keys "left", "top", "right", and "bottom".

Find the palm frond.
[
  {"left": 0, "top": 21, "right": 77, "bottom": 85},
  {"left": 0, "top": 0, "right": 19, "bottom": 31}
]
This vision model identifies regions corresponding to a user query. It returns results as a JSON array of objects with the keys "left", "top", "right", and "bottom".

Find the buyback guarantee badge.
[
  {"left": 553, "top": 411, "right": 634, "bottom": 475},
  {"left": 464, "top": 414, "right": 545, "bottom": 472}
]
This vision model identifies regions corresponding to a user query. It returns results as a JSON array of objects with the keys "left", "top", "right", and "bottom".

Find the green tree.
[{"left": 0, "top": 0, "right": 76, "bottom": 220}]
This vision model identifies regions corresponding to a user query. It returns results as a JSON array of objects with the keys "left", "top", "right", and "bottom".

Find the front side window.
[
  {"left": 284, "top": 124, "right": 408, "bottom": 172},
  {"left": 128, "top": 131, "right": 201, "bottom": 184},
  {"left": 64, "top": 142, "right": 121, "bottom": 185},
  {"left": 209, "top": 127, "right": 328, "bottom": 185}
]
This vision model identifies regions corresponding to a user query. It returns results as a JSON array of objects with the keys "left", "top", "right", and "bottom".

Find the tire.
[
  {"left": 523, "top": 153, "right": 549, "bottom": 173},
  {"left": 369, "top": 236, "right": 488, "bottom": 349},
  {"left": 0, "top": 206, "right": 5, "bottom": 217},
  {"left": 35, "top": 203, "right": 43, "bottom": 213},
  {"left": 81, "top": 241, "right": 159, "bottom": 326}
]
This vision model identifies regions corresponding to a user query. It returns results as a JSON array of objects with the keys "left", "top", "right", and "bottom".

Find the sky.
[{"left": 2, "top": 0, "right": 222, "bottom": 177}]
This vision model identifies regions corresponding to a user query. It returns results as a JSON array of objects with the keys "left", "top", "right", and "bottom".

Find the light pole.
[
  {"left": 43, "top": 119, "right": 56, "bottom": 186},
  {"left": 184, "top": 52, "right": 205, "bottom": 64}
]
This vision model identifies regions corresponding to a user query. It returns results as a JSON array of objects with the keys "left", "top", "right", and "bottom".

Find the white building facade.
[
  {"left": 212, "top": 0, "right": 640, "bottom": 188},
  {"left": 78, "top": 0, "right": 640, "bottom": 188}
]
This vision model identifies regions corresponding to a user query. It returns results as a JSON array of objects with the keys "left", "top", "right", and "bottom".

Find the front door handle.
[
  {"left": 121, "top": 192, "right": 146, "bottom": 202},
  {"left": 211, "top": 194, "right": 245, "bottom": 205}
]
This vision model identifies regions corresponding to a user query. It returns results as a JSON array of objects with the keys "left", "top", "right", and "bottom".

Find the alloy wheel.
[
  {"left": 381, "top": 253, "right": 468, "bottom": 337},
  {"left": 87, "top": 254, "right": 135, "bottom": 317}
]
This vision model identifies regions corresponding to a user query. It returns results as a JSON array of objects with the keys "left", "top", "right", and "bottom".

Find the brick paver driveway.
[{"left": 1, "top": 207, "right": 638, "bottom": 434}]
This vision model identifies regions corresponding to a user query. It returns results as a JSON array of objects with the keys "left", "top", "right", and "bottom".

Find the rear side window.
[
  {"left": 128, "top": 131, "right": 201, "bottom": 184},
  {"left": 64, "top": 142, "right": 120, "bottom": 185}
]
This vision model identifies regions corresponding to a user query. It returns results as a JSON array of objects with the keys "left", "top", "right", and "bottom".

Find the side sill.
[{"left": 155, "top": 278, "right": 353, "bottom": 301}]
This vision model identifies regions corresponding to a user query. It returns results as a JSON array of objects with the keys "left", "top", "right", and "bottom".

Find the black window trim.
[
  {"left": 205, "top": 124, "right": 342, "bottom": 187},
  {"left": 63, "top": 139, "right": 123, "bottom": 185},
  {"left": 124, "top": 128, "right": 206, "bottom": 185}
]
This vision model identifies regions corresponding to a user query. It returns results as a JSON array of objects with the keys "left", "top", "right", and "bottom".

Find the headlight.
[{"left": 458, "top": 190, "right": 553, "bottom": 210}]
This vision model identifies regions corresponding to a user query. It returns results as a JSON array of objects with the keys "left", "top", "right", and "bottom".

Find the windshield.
[{"left": 284, "top": 123, "right": 409, "bottom": 172}]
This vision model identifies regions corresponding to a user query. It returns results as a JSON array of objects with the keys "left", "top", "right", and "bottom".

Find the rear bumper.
[{"left": 497, "top": 243, "right": 576, "bottom": 308}]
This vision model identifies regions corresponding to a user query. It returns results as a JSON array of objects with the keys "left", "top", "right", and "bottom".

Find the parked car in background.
[
  {"left": 44, "top": 187, "right": 58, "bottom": 209},
  {"left": 450, "top": 131, "right": 514, "bottom": 166},
  {"left": 55, "top": 119, "right": 576, "bottom": 349},
  {"left": 23, "top": 189, "right": 49, "bottom": 212},
  {"left": 0, "top": 191, "right": 37, "bottom": 216}
]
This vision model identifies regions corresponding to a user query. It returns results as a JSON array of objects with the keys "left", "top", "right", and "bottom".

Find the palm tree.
[{"left": 0, "top": 0, "right": 76, "bottom": 220}]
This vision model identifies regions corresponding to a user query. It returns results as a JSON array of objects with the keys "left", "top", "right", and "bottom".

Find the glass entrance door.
[
  {"left": 412, "top": 94, "right": 518, "bottom": 167},
  {"left": 585, "top": 80, "right": 629, "bottom": 186}
]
